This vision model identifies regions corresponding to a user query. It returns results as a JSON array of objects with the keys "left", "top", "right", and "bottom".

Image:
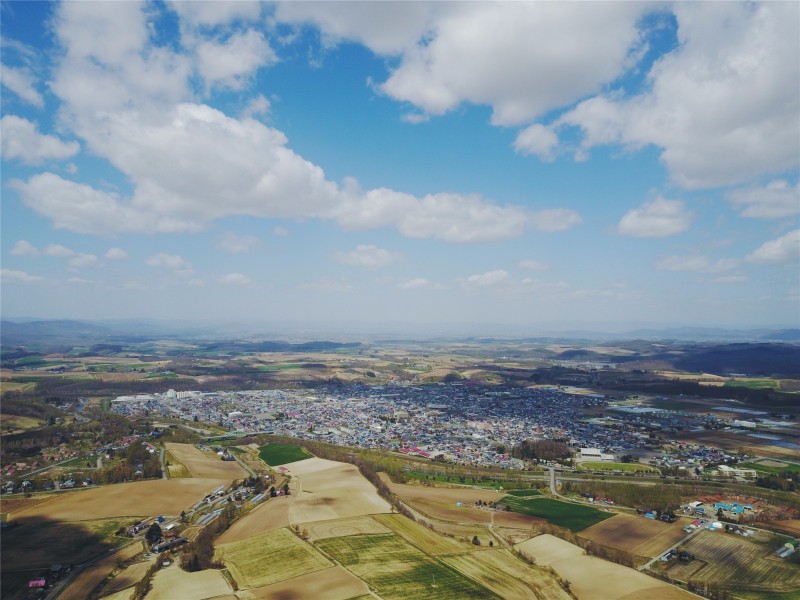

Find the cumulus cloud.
[
  {"left": 147, "top": 253, "right": 193, "bottom": 272},
  {"left": 517, "top": 259, "right": 547, "bottom": 271},
  {"left": 105, "top": 248, "right": 129, "bottom": 260},
  {"left": 1, "top": 268, "right": 44, "bottom": 284},
  {"left": 727, "top": 180, "right": 800, "bottom": 219},
  {"left": 562, "top": 2, "right": 800, "bottom": 188},
  {"left": 68, "top": 253, "right": 101, "bottom": 270},
  {"left": 195, "top": 30, "right": 276, "bottom": 91},
  {"left": 11, "top": 240, "right": 39, "bottom": 256},
  {"left": 617, "top": 197, "right": 693, "bottom": 238},
  {"left": 746, "top": 229, "right": 800, "bottom": 265},
  {"left": 43, "top": 244, "right": 76, "bottom": 257},
  {"left": 514, "top": 124, "right": 559, "bottom": 161},
  {"left": 1, "top": 116, "right": 79, "bottom": 164},
  {"left": 298, "top": 279, "right": 352, "bottom": 293},
  {"left": 167, "top": 1, "right": 262, "bottom": 29},
  {"left": 215, "top": 232, "right": 260, "bottom": 254},
  {"left": 0, "top": 64, "right": 44, "bottom": 107},
  {"left": 334, "top": 245, "right": 401, "bottom": 269},
  {"left": 218, "top": 272, "right": 252, "bottom": 286},
  {"left": 462, "top": 270, "right": 511, "bottom": 289},
  {"left": 656, "top": 255, "right": 738, "bottom": 273},
  {"left": 397, "top": 277, "right": 441, "bottom": 290}
]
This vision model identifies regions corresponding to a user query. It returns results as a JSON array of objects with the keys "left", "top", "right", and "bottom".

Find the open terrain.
[
  {"left": 304, "top": 514, "right": 392, "bottom": 541},
  {"left": 372, "top": 513, "right": 472, "bottom": 555},
  {"left": 7, "top": 478, "right": 228, "bottom": 521},
  {"left": 504, "top": 497, "right": 614, "bottom": 532},
  {"left": 282, "top": 457, "right": 392, "bottom": 523},
  {"left": 146, "top": 563, "right": 233, "bottom": 600},
  {"left": 516, "top": 534, "right": 695, "bottom": 600},
  {"left": 164, "top": 443, "right": 247, "bottom": 480},
  {"left": 579, "top": 513, "right": 689, "bottom": 557},
  {"left": 216, "top": 527, "right": 333, "bottom": 589},
  {"left": 100, "top": 557, "right": 155, "bottom": 595},
  {"left": 258, "top": 442, "right": 313, "bottom": 466},
  {"left": 59, "top": 542, "right": 144, "bottom": 600},
  {"left": 235, "top": 566, "right": 370, "bottom": 600},
  {"left": 216, "top": 496, "right": 292, "bottom": 544}
]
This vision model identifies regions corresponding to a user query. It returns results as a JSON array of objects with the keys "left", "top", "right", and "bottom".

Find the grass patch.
[
  {"left": 506, "top": 489, "right": 543, "bottom": 497},
  {"left": 217, "top": 527, "right": 332, "bottom": 589},
  {"left": 315, "top": 533, "right": 498, "bottom": 599},
  {"left": 258, "top": 443, "right": 313, "bottom": 466},
  {"left": 724, "top": 379, "right": 780, "bottom": 390},
  {"left": 372, "top": 514, "right": 471, "bottom": 555},
  {"left": 402, "top": 470, "right": 511, "bottom": 489},
  {"left": 739, "top": 461, "right": 800, "bottom": 475},
  {"left": 503, "top": 497, "right": 613, "bottom": 532}
]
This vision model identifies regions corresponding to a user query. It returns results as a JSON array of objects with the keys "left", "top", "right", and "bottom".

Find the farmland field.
[
  {"left": 283, "top": 458, "right": 392, "bottom": 522},
  {"left": 216, "top": 527, "right": 332, "bottom": 589},
  {"left": 516, "top": 535, "right": 695, "bottom": 600},
  {"left": 441, "top": 549, "right": 572, "bottom": 600},
  {"left": 579, "top": 513, "right": 688, "bottom": 557},
  {"left": 236, "top": 566, "right": 370, "bottom": 600},
  {"left": 164, "top": 443, "right": 246, "bottom": 480},
  {"left": 216, "top": 497, "right": 291, "bottom": 544},
  {"left": 101, "top": 557, "right": 155, "bottom": 595},
  {"left": 371, "top": 513, "right": 472, "bottom": 555},
  {"left": 579, "top": 462, "right": 659, "bottom": 473},
  {"left": 7, "top": 479, "right": 228, "bottom": 521},
  {"left": 315, "top": 533, "right": 498, "bottom": 599},
  {"left": 59, "top": 541, "right": 144, "bottom": 600},
  {"left": 506, "top": 489, "right": 543, "bottom": 497},
  {"left": 739, "top": 461, "right": 800, "bottom": 474},
  {"left": 666, "top": 530, "right": 800, "bottom": 594},
  {"left": 304, "top": 515, "right": 391, "bottom": 541},
  {"left": 504, "top": 497, "right": 614, "bottom": 532},
  {"left": 258, "top": 443, "right": 313, "bottom": 466},
  {"left": 146, "top": 563, "right": 233, "bottom": 600}
]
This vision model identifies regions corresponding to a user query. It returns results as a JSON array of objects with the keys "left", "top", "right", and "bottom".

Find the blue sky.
[{"left": 1, "top": 1, "right": 798, "bottom": 333}]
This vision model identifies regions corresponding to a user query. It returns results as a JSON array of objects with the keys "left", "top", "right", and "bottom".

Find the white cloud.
[
  {"left": 215, "top": 232, "right": 260, "bottom": 254},
  {"left": 711, "top": 274, "right": 748, "bottom": 284},
  {"left": 66, "top": 277, "right": 91, "bottom": 284},
  {"left": 529, "top": 209, "right": 582, "bottom": 233},
  {"left": 68, "top": 253, "right": 101, "bottom": 270},
  {"left": 334, "top": 245, "right": 401, "bottom": 269},
  {"left": 43, "top": 244, "right": 76, "bottom": 257},
  {"left": 746, "top": 229, "right": 800, "bottom": 265},
  {"left": 105, "top": 248, "right": 129, "bottom": 260},
  {"left": 514, "top": 124, "right": 559, "bottom": 161},
  {"left": 298, "top": 279, "right": 352, "bottom": 293},
  {"left": 11, "top": 240, "right": 39, "bottom": 256},
  {"left": 167, "top": 1, "right": 262, "bottom": 29},
  {"left": 398, "top": 277, "right": 441, "bottom": 290},
  {"left": 218, "top": 272, "right": 252, "bottom": 286},
  {"left": 272, "top": 226, "right": 289, "bottom": 237},
  {"left": 377, "top": 3, "right": 647, "bottom": 126},
  {"left": 617, "top": 197, "right": 693, "bottom": 238},
  {"left": 727, "top": 180, "right": 800, "bottom": 219},
  {"left": 147, "top": 253, "right": 192, "bottom": 272},
  {"left": 562, "top": 2, "right": 800, "bottom": 188},
  {"left": 517, "top": 259, "right": 546, "bottom": 271},
  {"left": 1, "top": 268, "right": 44, "bottom": 284},
  {"left": 0, "top": 64, "right": 44, "bottom": 107},
  {"left": 462, "top": 270, "right": 511, "bottom": 289},
  {"left": 195, "top": 30, "right": 276, "bottom": 92},
  {"left": 242, "top": 94, "right": 271, "bottom": 118},
  {"left": 1, "top": 116, "right": 79, "bottom": 164},
  {"left": 656, "top": 255, "right": 738, "bottom": 273}
]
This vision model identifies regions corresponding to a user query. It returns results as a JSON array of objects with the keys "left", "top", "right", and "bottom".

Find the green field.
[
  {"left": 506, "top": 489, "right": 543, "bottom": 497},
  {"left": 402, "top": 470, "right": 520, "bottom": 489},
  {"left": 315, "top": 533, "right": 498, "bottom": 599},
  {"left": 724, "top": 379, "right": 779, "bottom": 390},
  {"left": 258, "top": 443, "right": 313, "bottom": 466},
  {"left": 579, "top": 461, "right": 659, "bottom": 473},
  {"left": 503, "top": 497, "right": 613, "bottom": 532}
]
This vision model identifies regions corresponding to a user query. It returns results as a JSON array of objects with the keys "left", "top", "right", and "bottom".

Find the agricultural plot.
[
  {"left": 315, "top": 533, "right": 499, "bottom": 600},
  {"left": 101, "top": 558, "right": 155, "bottom": 595},
  {"left": 164, "top": 443, "right": 246, "bottom": 480},
  {"left": 579, "top": 462, "right": 659, "bottom": 473},
  {"left": 146, "top": 563, "right": 233, "bottom": 600},
  {"left": 7, "top": 478, "right": 227, "bottom": 521},
  {"left": 516, "top": 535, "right": 695, "bottom": 600},
  {"left": 284, "top": 458, "right": 391, "bottom": 523},
  {"left": 667, "top": 530, "right": 800, "bottom": 594},
  {"left": 1, "top": 517, "right": 131, "bottom": 570},
  {"left": 217, "top": 527, "right": 332, "bottom": 589},
  {"left": 216, "top": 497, "right": 291, "bottom": 544},
  {"left": 305, "top": 515, "right": 391, "bottom": 541},
  {"left": 579, "top": 513, "right": 688, "bottom": 557},
  {"left": 236, "top": 566, "right": 370, "bottom": 600},
  {"left": 506, "top": 489, "right": 543, "bottom": 497},
  {"left": 386, "top": 480, "right": 507, "bottom": 526},
  {"left": 441, "top": 549, "right": 572, "bottom": 600},
  {"left": 59, "top": 542, "right": 143, "bottom": 600},
  {"left": 504, "top": 497, "right": 613, "bottom": 532},
  {"left": 371, "top": 513, "right": 472, "bottom": 555},
  {"left": 258, "top": 442, "right": 313, "bottom": 466}
]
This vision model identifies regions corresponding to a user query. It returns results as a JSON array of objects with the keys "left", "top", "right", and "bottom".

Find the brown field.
[
  {"left": 0, "top": 495, "right": 54, "bottom": 515},
  {"left": 237, "top": 566, "right": 371, "bottom": 600},
  {"left": 8, "top": 478, "right": 228, "bottom": 521},
  {"left": 100, "top": 588, "right": 134, "bottom": 600},
  {"left": 59, "top": 542, "right": 143, "bottom": 600},
  {"left": 282, "top": 458, "right": 391, "bottom": 523},
  {"left": 216, "top": 497, "right": 291, "bottom": 544},
  {"left": 579, "top": 513, "right": 688, "bottom": 557},
  {"left": 164, "top": 443, "right": 246, "bottom": 480},
  {"left": 516, "top": 535, "right": 695, "bottom": 600},
  {"left": 101, "top": 558, "right": 155, "bottom": 595},
  {"left": 146, "top": 563, "right": 233, "bottom": 600},
  {"left": 304, "top": 515, "right": 391, "bottom": 541},
  {"left": 442, "top": 549, "right": 572, "bottom": 600},
  {"left": 386, "top": 481, "right": 509, "bottom": 526},
  {"left": 666, "top": 530, "right": 800, "bottom": 593},
  {"left": 767, "top": 519, "right": 800, "bottom": 535}
]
